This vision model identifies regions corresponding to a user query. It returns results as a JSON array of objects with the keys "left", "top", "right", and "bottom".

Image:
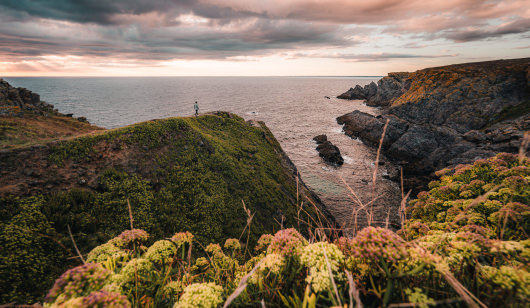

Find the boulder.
[
  {"left": 313, "top": 134, "right": 327, "bottom": 144},
  {"left": 315, "top": 140, "right": 344, "bottom": 166}
]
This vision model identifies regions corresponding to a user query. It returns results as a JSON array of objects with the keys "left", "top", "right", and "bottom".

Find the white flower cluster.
[
  {"left": 300, "top": 242, "right": 344, "bottom": 293},
  {"left": 173, "top": 283, "right": 224, "bottom": 308}
]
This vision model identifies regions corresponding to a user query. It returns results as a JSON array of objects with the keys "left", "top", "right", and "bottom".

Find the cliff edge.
[
  {"left": 337, "top": 58, "right": 530, "bottom": 192},
  {"left": 0, "top": 79, "right": 103, "bottom": 148}
]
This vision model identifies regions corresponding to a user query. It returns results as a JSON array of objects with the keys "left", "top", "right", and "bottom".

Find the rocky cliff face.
[
  {"left": 0, "top": 79, "right": 101, "bottom": 148},
  {"left": 337, "top": 58, "right": 530, "bottom": 192},
  {"left": 0, "top": 78, "right": 58, "bottom": 116},
  {"left": 337, "top": 72, "right": 410, "bottom": 106}
]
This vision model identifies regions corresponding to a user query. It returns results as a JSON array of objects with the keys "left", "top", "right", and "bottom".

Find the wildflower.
[
  {"left": 205, "top": 243, "right": 223, "bottom": 256},
  {"left": 480, "top": 265, "right": 530, "bottom": 300},
  {"left": 45, "top": 263, "right": 111, "bottom": 305},
  {"left": 495, "top": 153, "right": 519, "bottom": 164},
  {"left": 117, "top": 229, "right": 149, "bottom": 246},
  {"left": 82, "top": 291, "right": 131, "bottom": 307},
  {"left": 144, "top": 240, "right": 178, "bottom": 264},
  {"left": 173, "top": 283, "right": 224, "bottom": 308},
  {"left": 435, "top": 168, "right": 452, "bottom": 177},
  {"left": 490, "top": 241, "right": 524, "bottom": 254},
  {"left": 224, "top": 238, "right": 241, "bottom": 251},
  {"left": 267, "top": 228, "right": 308, "bottom": 256},
  {"left": 334, "top": 237, "right": 355, "bottom": 256},
  {"left": 113, "top": 258, "right": 154, "bottom": 288},
  {"left": 300, "top": 242, "right": 344, "bottom": 293},
  {"left": 249, "top": 253, "right": 284, "bottom": 284},
  {"left": 86, "top": 242, "right": 128, "bottom": 263},
  {"left": 171, "top": 231, "right": 194, "bottom": 246},
  {"left": 404, "top": 288, "right": 435, "bottom": 308},
  {"left": 350, "top": 227, "right": 407, "bottom": 263},
  {"left": 255, "top": 234, "right": 274, "bottom": 252},
  {"left": 194, "top": 257, "right": 210, "bottom": 268},
  {"left": 162, "top": 281, "right": 184, "bottom": 298}
]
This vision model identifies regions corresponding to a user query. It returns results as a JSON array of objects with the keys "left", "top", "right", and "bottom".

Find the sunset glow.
[{"left": 1, "top": 0, "right": 529, "bottom": 76}]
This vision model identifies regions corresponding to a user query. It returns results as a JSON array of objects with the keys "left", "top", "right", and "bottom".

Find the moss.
[{"left": 1, "top": 113, "right": 322, "bottom": 303}]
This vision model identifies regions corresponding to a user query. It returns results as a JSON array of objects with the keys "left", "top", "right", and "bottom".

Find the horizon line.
[{"left": 2, "top": 75, "right": 384, "bottom": 78}]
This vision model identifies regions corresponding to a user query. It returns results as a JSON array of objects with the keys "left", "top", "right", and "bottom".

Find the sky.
[{"left": 0, "top": 0, "right": 529, "bottom": 76}]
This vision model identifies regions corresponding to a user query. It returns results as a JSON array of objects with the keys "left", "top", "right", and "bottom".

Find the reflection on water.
[{"left": 5, "top": 76, "right": 401, "bottom": 229}]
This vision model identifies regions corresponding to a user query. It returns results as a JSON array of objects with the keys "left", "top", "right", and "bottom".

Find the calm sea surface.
[{"left": 4, "top": 77, "right": 401, "bottom": 229}]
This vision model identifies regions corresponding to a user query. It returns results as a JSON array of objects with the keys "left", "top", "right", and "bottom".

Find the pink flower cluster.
[
  {"left": 171, "top": 231, "right": 194, "bottom": 245},
  {"left": 82, "top": 290, "right": 131, "bottom": 307},
  {"left": 45, "top": 263, "right": 110, "bottom": 303},
  {"left": 267, "top": 228, "right": 307, "bottom": 256},
  {"left": 350, "top": 227, "right": 407, "bottom": 263},
  {"left": 117, "top": 229, "right": 149, "bottom": 245}
]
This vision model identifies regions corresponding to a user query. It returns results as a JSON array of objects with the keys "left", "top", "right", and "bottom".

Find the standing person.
[{"left": 194, "top": 101, "right": 199, "bottom": 117}]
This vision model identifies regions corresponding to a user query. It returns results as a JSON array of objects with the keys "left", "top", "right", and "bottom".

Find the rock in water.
[
  {"left": 336, "top": 58, "right": 530, "bottom": 192},
  {"left": 313, "top": 134, "right": 328, "bottom": 144},
  {"left": 315, "top": 140, "right": 344, "bottom": 166}
]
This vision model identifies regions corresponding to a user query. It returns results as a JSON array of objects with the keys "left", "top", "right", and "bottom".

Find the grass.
[
  {"left": 0, "top": 113, "right": 329, "bottom": 304},
  {"left": 0, "top": 114, "right": 103, "bottom": 149}
]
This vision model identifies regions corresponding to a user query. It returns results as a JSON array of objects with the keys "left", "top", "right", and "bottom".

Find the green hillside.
[{"left": 0, "top": 112, "right": 331, "bottom": 303}]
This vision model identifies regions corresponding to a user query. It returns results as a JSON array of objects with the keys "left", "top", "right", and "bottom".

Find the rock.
[
  {"left": 336, "top": 58, "right": 530, "bottom": 193},
  {"left": 337, "top": 74, "right": 409, "bottom": 107},
  {"left": 324, "top": 96, "right": 330, "bottom": 99},
  {"left": 0, "top": 79, "right": 59, "bottom": 116},
  {"left": 315, "top": 141, "right": 344, "bottom": 166},
  {"left": 313, "top": 134, "right": 327, "bottom": 144}
]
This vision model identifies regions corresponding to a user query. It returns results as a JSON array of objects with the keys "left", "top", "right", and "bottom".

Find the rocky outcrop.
[
  {"left": 313, "top": 134, "right": 327, "bottom": 144},
  {"left": 0, "top": 78, "right": 59, "bottom": 116},
  {"left": 337, "top": 72, "right": 410, "bottom": 106},
  {"left": 337, "top": 58, "right": 530, "bottom": 192},
  {"left": 317, "top": 142, "right": 344, "bottom": 166},
  {"left": 313, "top": 135, "right": 344, "bottom": 166},
  {"left": 0, "top": 79, "right": 101, "bottom": 148}
]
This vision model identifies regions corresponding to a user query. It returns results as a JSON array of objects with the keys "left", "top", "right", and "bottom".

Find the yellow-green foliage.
[
  {"left": 45, "top": 223, "right": 529, "bottom": 308},
  {"left": 43, "top": 153, "right": 529, "bottom": 307},
  {"left": 0, "top": 113, "right": 324, "bottom": 304},
  {"left": 405, "top": 153, "right": 530, "bottom": 240}
]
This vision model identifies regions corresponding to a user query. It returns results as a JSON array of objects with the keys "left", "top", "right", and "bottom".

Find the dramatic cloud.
[
  {"left": 446, "top": 18, "right": 530, "bottom": 42},
  {"left": 0, "top": 0, "right": 529, "bottom": 75}
]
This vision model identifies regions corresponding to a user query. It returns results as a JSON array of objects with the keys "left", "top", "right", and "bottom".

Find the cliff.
[
  {"left": 337, "top": 58, "right": 530, "bottom": 191},
  {"left": 0, "top": 111, "right": 332, "bottom": 303},
  {"left": 0, "top": 79, "right": 102, "bottom": 148}
]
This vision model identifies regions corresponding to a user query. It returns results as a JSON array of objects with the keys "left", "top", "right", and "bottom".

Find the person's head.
[{"left": 195, "top": 101, "right": 197, "bottom": 104}]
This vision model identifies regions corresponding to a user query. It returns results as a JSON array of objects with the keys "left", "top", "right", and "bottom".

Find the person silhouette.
[{"left": 194, "top": 101, "right": 199, "bottom": 116}]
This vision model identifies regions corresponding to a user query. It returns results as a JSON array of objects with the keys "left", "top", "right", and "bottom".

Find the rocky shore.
[
  {"left": 337, "top": 58, "right": 530, "bottom": 192},
  {"left": 0, "top": 79, "right": 102, "bottom": 148}
]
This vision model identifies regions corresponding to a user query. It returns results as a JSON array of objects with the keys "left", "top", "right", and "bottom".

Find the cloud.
[
  {"left": 288, "top": 51, "right": 459, "bottom": 62},
  {"left": 446, "top": 18, "right": 530, "bottom": 42},
  {"left": 0, "top": 0, "right": 529, "bottom": 72}
]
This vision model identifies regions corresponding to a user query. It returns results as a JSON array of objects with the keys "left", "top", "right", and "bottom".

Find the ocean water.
[{"left": 5, "top": 76, "right": 401, "bottom": 229}]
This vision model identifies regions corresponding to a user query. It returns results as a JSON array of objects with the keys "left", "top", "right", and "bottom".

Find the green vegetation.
[
  {"left": 0, "top": 114, "right": 102, "bottom": 149},
  {"left": 42, "top": 153, "right": 529, "bottom": 307},
  {"left": 0, "top": 113, "right": 326, "bottom": 304}
]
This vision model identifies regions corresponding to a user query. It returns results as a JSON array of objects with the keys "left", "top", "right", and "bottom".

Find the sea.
[{"left": 4, "top": 76, "right": 401, "bottom": 229}]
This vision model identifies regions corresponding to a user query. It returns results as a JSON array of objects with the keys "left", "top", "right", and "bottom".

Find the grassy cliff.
[{"left": 0, "top": 112, "right": 330, "bottom": 303}]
